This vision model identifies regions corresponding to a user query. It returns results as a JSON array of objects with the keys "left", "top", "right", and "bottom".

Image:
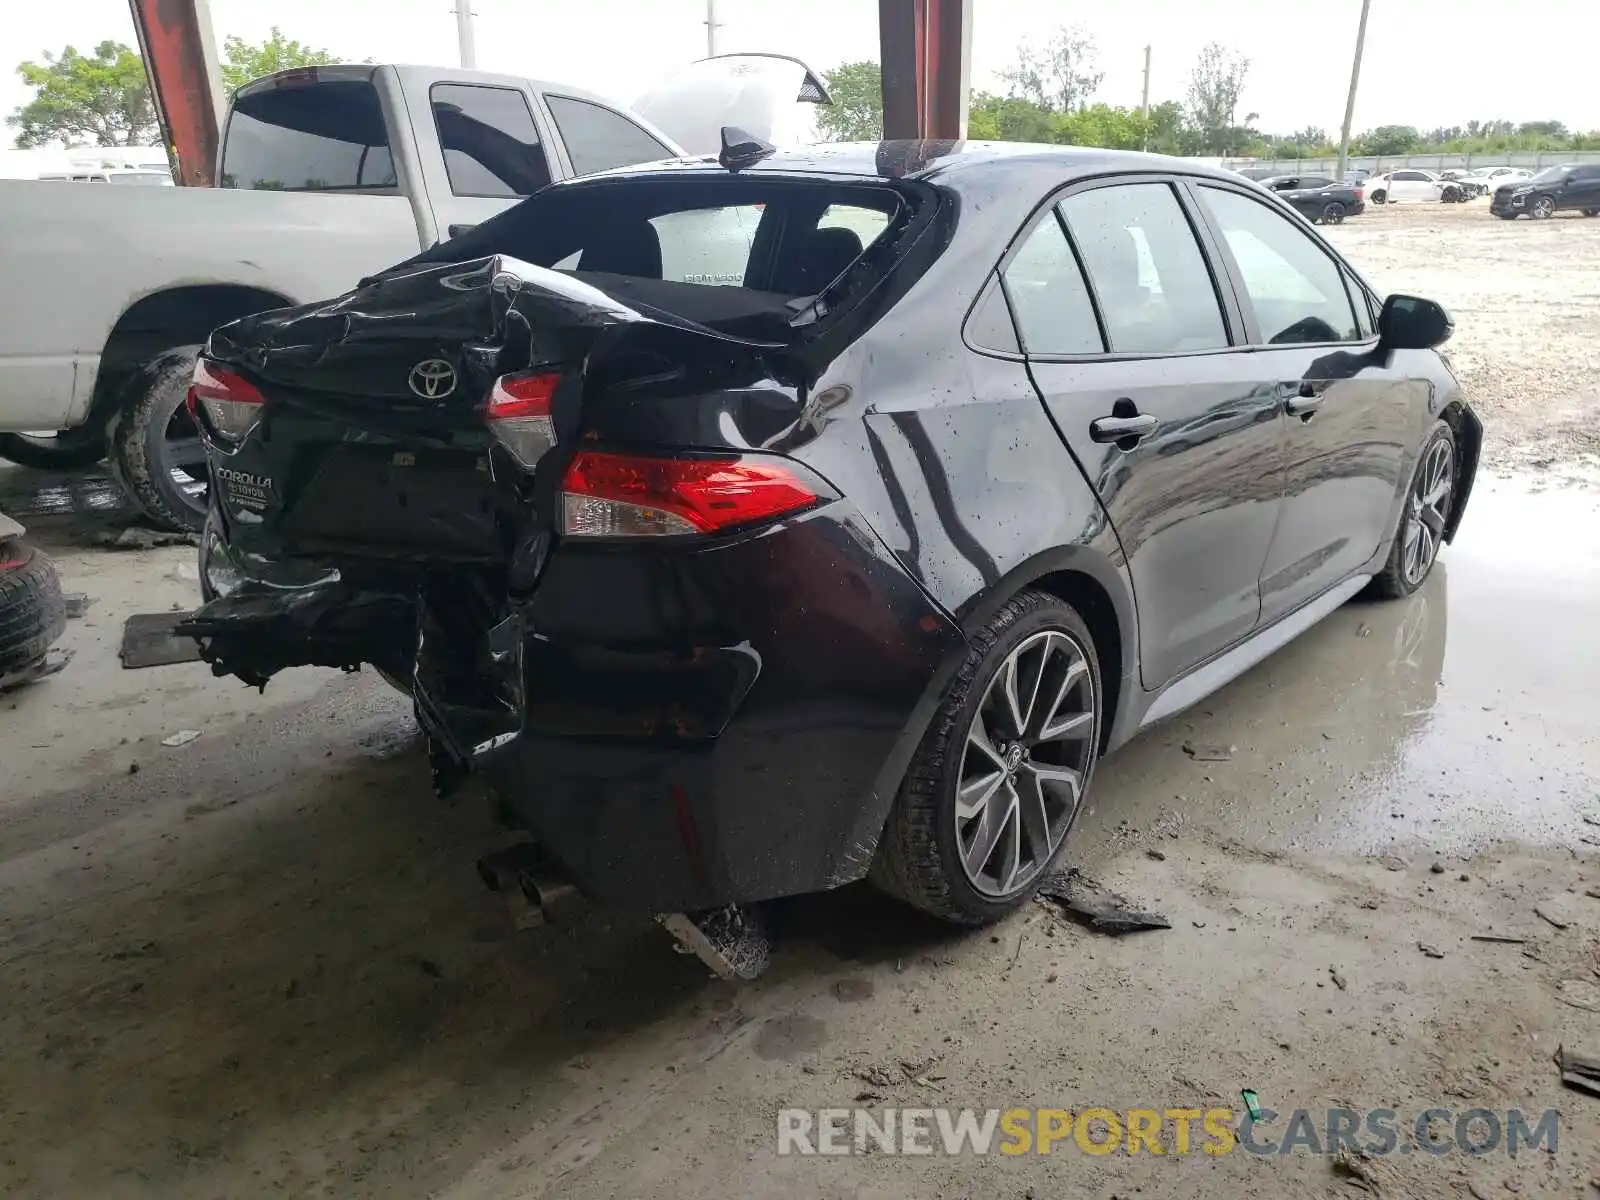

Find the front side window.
[
  {"left": 545, "top": 94, "right": 675, "bottom": 177},
  {"left": 222, "top": 80, "right": 397, "bottom": 192},
  {"left": 432, "top": 84, "right": 551, "bottom": 198},
  {"left": 1058, "top": 182, "right": 1229, "bottom": 354},
  {"left": 1197, "top": 186, "right": 1361, "bottom": 346}
]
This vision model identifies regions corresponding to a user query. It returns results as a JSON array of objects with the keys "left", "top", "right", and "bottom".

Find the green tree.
[
  {"left": 8, "top": 41, "right": 157, "bottom": 147},
  {"left": 1185, "top": 42, "right": 1250, "bottom": 154},
  {"left": 1353, "top": 124, "right": 1421, "bottom": 155},
  {"left": 998, "top": 25, "right": 1104, "bottom": 114},
  {"left": 814, "top": 59, "right": 882, "bottom": 141},
  {"left": 220, "top": 27, "right": 339, "bottom": 97}
]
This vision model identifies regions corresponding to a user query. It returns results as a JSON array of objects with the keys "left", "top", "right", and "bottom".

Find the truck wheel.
[
  {"left": 0, "top": 537, "right": 67, "bottom": 686},
  {"left": 0, "top": 427, "right": 108, "bottom": 471},
  {"left": 107, "top": 347, "right": 210, "bottom": 533},
  {"left": 871, "top": 590, "right": 1102, "bottom": 925}
]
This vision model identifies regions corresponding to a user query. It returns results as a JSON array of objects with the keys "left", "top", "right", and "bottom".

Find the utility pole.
[
  {"left": 1140, "top": 44, "right": 1152, "bottom": 150},
  {"left": 1337, "top": 0, "right": 1373, "bottom": 179},
  {"left": 455, "top": 1, "right": 476, "bottom": 70},
  {"left": 705, "top": 0, "right": 720, "bottom": 57}
]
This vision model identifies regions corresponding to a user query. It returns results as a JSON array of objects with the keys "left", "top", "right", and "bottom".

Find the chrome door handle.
[
  {"left": 1284, "top": 382, "right": 1325, "bottom": 417},
  {"left": 1089, "top": 413, "right": 1159, "bottom": 444}
]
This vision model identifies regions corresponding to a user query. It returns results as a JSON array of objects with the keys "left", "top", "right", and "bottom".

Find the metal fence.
[{"left": 1224, "top": 150, "right": 1600, "bottom": 175}]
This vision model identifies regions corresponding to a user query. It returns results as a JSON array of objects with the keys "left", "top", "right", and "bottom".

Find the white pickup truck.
[{"left": 0, "top": 55, "right": 828, "bottom": 529}]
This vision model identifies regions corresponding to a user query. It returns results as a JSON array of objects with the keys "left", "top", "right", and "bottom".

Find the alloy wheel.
[
  {"left": 1402, "top": 437, "right": 1454, "bottom": 587},
  {"left": 1322, "top": 201, "right": 1347, "bottom": 224},
  {"left": 1532, "top": 196, "right": 1555, "bottom": 219},
  {"left": 155, "top": 402, "right": 210, "bottom": 525},
  {"left": 955, "top": 630, "right": 1097, "bottom": 898}
]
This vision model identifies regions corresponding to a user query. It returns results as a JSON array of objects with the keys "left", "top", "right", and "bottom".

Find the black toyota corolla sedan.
[{"left": 180, "top": 137, "right": 1479, "bottom": 930}]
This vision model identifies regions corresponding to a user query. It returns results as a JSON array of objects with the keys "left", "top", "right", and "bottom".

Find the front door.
[
  {"left": 1188, "top": 181, "right": 1416, "bottom": 621},
  {"left": 1006, "top": 177, "right": 1286, "bottom": 688}
]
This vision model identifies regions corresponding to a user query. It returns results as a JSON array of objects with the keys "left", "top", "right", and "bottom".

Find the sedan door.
[
  {"left": 1188, "top": 180, "right": 1417, "bottom": 622},
  {"left": 1005, "top": 177, "right": 1287, "bottom": 689},
  {"left": 1564, "top": 165, "right": 1600, "bottom": 211}
]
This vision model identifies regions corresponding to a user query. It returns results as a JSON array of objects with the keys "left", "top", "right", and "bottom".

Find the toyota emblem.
[{"left": 408, "top": 358, "right": 457, "bottom": 399}]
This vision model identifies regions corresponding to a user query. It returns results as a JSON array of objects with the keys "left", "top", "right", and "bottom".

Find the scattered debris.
[
  {"left": 1380, "top": 855, "right": 1408, "bottom": 872},
  {"left": 1418, "top": 943, "right": 1446, "bottom": 959},
  {"left": 0, "top": 647, "right": 71, "bottom": 692},
  {"left": 1241, "top": 1089, "right": 1263, "bottom": 1121},
  {"left": 1558, "top": 1046, "right": 1600, "bottom": 1098},
  {"left": 1331, "top": 1145, "right": 1387, "bottom": 1193},
  {"left": 857, "top": 1065, "right": 896, "bottom": 1090},
  {"left": 1181, "top": 741, "right": 1234, "bottom": 762},
  {"left": 1036, "top": 869, "right": 1170, "bottom": 935},
  {"left": 1359, "top": 899, "right": 1380, "bottom": 910},
  {"left": 1146, "top": 848, "right": 1167, "bottom": 862},
  {"left": 1534, "top": 902, "right": 1572, "bottom": 931},
  {"left": 832, "top": 978, "right": 873, "bottom": 1003},
  {"left": 62, "top": 593, "right": 92, "bottom": 618},
  {"left": 1585, "top": 887, "right": 1600, "bottom": 901},
  {"left": 659, "top": 905, "right": 772, "bottom": 981},
  {"left": 1355, "top": 623, "right": 1372, "bottom": 639},
  {"left": 853, "top": 1090, "right": 886, "bottom": 1103},
  {"left": 95, "top": 526, "right": 200, "bottom": 551},
  {"left": 1581, "top": 816, "right": 1600, "bottom": 827},
  {"left": 1329, "top": 967, "right": 1348, "bottom": 991},
  {"left": 1470, "top": 935, "right": 1528, "bottom": 945},
  {"left": 1430, "top": 862, "right": 1446, "bottom": 875},
  {"left": 119, "top": 612, "right": 203, "bottom": 669},
  {"left": 160, "top": 729, "right": 200, "bottom": 747},
  {"left": 1556, "top": 980, "right": 1600, "bottom": 1014}
]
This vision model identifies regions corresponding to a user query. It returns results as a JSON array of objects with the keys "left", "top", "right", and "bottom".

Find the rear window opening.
[{"left": 417, "top": 175, "right": 924, "bottom": 341}]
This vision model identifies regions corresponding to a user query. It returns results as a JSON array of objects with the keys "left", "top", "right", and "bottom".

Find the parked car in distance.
[
  {"left": 1490, "top": 163, "right": 1600, "bottom": 219},
  {"left": 1367, "top": 169, "right": 1465, "bottom": 204},
  {"left": 1458, "top": 166, "right": 1531, "bottom": 198},
  {"left": 178, "top": 139, "right": 1479, "bottom": 934},
  {"left": 1258, "top": 174, "right": 1366, "bottom": 224}
]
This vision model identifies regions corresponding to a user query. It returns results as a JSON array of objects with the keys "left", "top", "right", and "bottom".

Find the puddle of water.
[{"left": 1076, "top": 475, "right": 1600, "bottom": 863}]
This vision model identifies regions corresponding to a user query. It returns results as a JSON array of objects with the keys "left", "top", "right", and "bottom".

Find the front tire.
[
  {"left": 1369, "top": 421, "right": 1457, "bottom": 600},
  {"left": 0, "top": 427, "right": 108, "bottom": 471},
  {"left": 1321, "top": 201, "right": 1347, "bottom": 225},
  {"left": 106, "top": 347, "right": 210, "bottom": 532},
  {"left": 1531, "top": 196, "right": 1556, "bottom": 219},
  {"left": 1370, "top": 189, "right": 1387, "bottom": 205},
  {"left": 871, "top": 590, "right": 1102, "bottom": 925}
]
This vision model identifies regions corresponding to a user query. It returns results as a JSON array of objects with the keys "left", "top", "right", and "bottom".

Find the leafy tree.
[
  {"left": 1185, "top": 42, "right": 1250, "bottom": 153},
  {"left": 814, "top": 59, "right": 882, "bottom": 141},
  {"left": 8, "top": 41, "right": 157, "bottom": 147},
  {"left": 998, "top": 25, "right": 1103, "bottom": 114},
  {"left": 1517, "top": 119, "right": 1567, "bottom": 139},
  {"left": 220, "top": 27, "right": 339, "bottom": 97},
  {"left": 1353, "top": 124, "right": 1421, "bottom": 155}
]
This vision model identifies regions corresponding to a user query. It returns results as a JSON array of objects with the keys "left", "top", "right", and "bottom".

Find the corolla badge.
[{"left": 409, "top": 359, "right": 457, "bottom": 399}]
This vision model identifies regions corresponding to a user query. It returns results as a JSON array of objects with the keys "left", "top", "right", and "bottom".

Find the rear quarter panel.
[{"left": 0, "top": 182, "right": 421, "bottom": 428}]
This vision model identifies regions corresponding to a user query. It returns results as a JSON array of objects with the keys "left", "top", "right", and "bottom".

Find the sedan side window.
[
  {"left": 1058, "top": 182, "right": 1230, "bottom": 354},
  {"left": 1000, "top": 215, "right": 1104, "bottom": 355},
  {"left": 1196, "top": 186, "right": 1361, "bottom": 346}
]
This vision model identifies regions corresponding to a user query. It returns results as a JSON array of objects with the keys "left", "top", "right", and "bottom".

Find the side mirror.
[{"left": 1378, "top": 294, "right": 1453, "bottom": 351}]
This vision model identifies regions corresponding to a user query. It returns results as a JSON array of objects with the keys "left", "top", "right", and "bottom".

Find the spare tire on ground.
[{"left": 0, "top": 528, "right": 68, "bottom": 688}]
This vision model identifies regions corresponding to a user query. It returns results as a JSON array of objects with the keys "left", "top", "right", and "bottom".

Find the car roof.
[{"left": 557, "top": 140, "right": 1251, "bottom": 191}]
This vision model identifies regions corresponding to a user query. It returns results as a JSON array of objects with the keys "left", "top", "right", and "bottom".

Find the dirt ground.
[{"left": 3, "top": 202, "right": 1600, "bottom": 1199}]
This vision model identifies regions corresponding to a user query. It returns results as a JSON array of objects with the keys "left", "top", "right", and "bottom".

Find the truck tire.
[
  {"left": 0, "top": 538, "right": 67, "bottom": 684},
  {"left": 107, "top": 346, "right": 209, "bottom": 533},
  {"left": 0, "top": 427, "right": 108, "bottom": 471}
]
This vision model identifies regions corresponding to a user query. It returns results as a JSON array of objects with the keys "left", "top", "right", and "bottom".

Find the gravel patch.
[{"left": 1323, "top": 201, "right": 1600, "bottom": 480}]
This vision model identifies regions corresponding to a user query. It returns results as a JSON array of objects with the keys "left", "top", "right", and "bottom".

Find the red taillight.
[
  {"left": 560, "top": 451, "right": 820, "bottom": 538},
  {"left": 485, "top": 370, "right": 561, "bottom": 468},
  {"left": 189, "top": 358, "right": 265, "bottom": 443}
]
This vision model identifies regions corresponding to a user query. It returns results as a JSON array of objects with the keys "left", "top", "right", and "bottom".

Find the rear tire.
[
  {"left": 0, "top": 538, "right": 67, "bottom": 683},
  {"left": 1584, "top": 208, "right": 1600, "bottom": 218},
  {"left": 871, "top": 590, "right": 1102, "bottom": 926},
  {"left": 106, "top": 347, "right": 209, "bottom": 533},
  {"left": 0, "top": 427, "right": 108, "bottom": 471},
  {"left": 1368, "top": 421, "right": 1457, "bottom": 600},
  {"left": 1370, "top": 189, "right": 1387, "bottom": 205},
  {"left": 1321, "top": 201, "right": 1347, "bottom": 225}
]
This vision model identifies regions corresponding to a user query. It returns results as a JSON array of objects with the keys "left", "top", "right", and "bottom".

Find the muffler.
[{"left": 476, "top": 841, "right": 580, "bottom": 929}]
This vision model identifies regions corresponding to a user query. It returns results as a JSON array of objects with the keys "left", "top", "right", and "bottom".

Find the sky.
[{"left": 4, "top": 0, "right": 1599, "bottom": 144}]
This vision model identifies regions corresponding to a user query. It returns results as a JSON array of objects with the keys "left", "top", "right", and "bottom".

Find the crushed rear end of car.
[{"left": 178, "top": 167, "right": 968, "bottom": 914}]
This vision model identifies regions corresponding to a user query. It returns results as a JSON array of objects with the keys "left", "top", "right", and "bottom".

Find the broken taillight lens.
[
  {"left": 189, "top": 358, "right": 265, "bottom": 443},
  {"left": 485, "top": 371, "right": 560, "bottom": 469},
  {"left": 560, "top": 451, "right": 820, "bottom": 539}
]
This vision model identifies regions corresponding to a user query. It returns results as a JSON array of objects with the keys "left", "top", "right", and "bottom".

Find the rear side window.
[
  {"left": 222, "top": 79, "right": 397, "bottom": 191},
  {"left": 1059, "top": 182, "right": 1229, "bottom": 354},
  {"left": 1197, "top": 186, "right": 1361, "bottom": 345},
  {"left": 1001, "top": 216, "right": 1103, "bottom": 355},
  {"left": 432, "top": 84, "right": 551, "bottom": 198},
  {"left": 545, "top": 94, "right": 675, "bottom": 176}
]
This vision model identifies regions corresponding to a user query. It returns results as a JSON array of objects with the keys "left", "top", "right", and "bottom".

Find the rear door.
[
  {"left": 1188, "top": 179, "right": 1415, "bottom": 621},
  {"left": 1008, "top": 176, "right": 1287, "bottom": 688},
  {"left": 1565, "top": 164, "right": 1600, "bottom": 211}
]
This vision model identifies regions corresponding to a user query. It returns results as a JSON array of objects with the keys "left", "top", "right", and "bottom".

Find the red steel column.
[
  {"left": 128, "top": 0, "right": 226, "bottom": 186},
  {"left": 879, "top": 0, "right": 971, "bottom": 140}
]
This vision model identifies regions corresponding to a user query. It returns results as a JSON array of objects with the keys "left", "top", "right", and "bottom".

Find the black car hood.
[{"left": 205, "top": 254, "right": 795, "bottom": 417}]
